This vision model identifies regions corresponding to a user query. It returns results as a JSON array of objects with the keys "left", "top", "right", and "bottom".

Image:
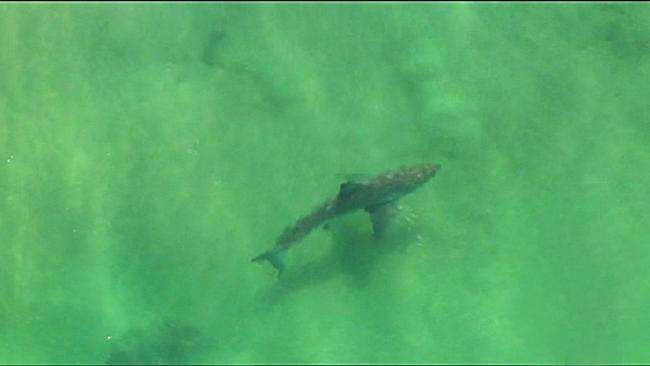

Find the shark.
[{"left": 251, "top": 163, "right": 441, "bottom": 275}]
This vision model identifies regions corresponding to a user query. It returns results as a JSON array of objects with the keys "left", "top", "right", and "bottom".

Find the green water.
[{"left": 1, "top": 3, "right": 649, "bottom": 364}]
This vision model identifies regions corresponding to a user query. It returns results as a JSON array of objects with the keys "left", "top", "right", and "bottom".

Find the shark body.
[{"left": 251, "top": 163, "right": 441, "bottom": 274}]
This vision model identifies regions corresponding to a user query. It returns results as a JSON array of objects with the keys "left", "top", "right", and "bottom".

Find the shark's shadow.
[{"left": 255, "top": 213, "right": 422, "bottom": 307}]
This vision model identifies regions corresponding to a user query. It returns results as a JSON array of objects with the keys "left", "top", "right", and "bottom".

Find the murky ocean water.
[{"left": 1, "top": 3, "right": 649, "bottom": 364}]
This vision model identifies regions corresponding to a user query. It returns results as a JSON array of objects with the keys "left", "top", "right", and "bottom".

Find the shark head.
[
  {"left": 339, "top": 164, "right": 440, "bottom": 207},
  {"left": 394, "top": 163, "right": 440, "bottom": 189},
  {"left": 414, "top": 163, "right": 441, "bottom": 182},
  {"left": 369, "top": 163, "right": 441, "bottom": 204}
]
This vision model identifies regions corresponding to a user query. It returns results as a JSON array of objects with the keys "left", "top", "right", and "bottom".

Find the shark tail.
[{"left": 251, "top": 247, "right": 286, "bottom": 275}]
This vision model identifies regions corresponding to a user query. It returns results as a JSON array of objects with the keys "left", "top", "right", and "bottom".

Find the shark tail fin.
[{"left": 251, "top": 247, "right": 286, "bottom": 275}]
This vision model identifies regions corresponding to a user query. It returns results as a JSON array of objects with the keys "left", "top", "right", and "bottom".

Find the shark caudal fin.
[{"left": 251, "top": 247, "right": 286, "bottom": 275}]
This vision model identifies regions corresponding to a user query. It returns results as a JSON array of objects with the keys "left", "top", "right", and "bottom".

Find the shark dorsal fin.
[{"left": 338, "top": 181, "right": 363, "bottom": 198}]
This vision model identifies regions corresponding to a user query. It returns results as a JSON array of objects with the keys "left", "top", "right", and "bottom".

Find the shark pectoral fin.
[
  {"left": 251, "top": 247, "right": 286, "bottom": 276},
  {"left": 366, "top": 201, "right": 400, "bottom": 240}
]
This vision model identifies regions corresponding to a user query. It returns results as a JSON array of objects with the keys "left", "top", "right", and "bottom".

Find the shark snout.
[
  {"left": 426, "top": 163, "right": 441, "bottom": 178},
  {"left": 409, "top": 163, "right": 440, "bottom": 185}
]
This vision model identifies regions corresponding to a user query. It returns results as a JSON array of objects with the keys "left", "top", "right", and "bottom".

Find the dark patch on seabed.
[
  {"left": 104, "top": 316, "right": 213, "bottom": 365},
  {"left": 201, "top": 25, "right": 289, "bottom": 111}
]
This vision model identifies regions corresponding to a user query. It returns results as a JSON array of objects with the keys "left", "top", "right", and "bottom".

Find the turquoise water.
[{"left": 1, "top": 3, "right": 650, "bottom": 364}]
